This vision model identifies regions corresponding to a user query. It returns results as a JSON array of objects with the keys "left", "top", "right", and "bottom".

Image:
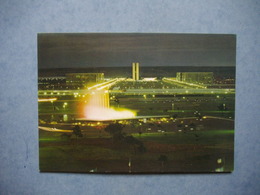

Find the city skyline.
[{"left": 38, "top": 33, "right": 236, "bottom": 69}]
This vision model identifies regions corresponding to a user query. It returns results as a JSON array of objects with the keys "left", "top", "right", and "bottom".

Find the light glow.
[
  {"left": 142, "top": 77, "right": 156, "bottom": 81},
  {"left": 88, "top": 78, "right": 119, "bottom": 90},
  {"left": 84, "top": 106, "right": 136, "bottom": 121},
  {"left": 83, "top": 89, "right": 136, "bottom": 120},
  {"left": 38, "top": 98, "right": 57, "bottom": 102}
]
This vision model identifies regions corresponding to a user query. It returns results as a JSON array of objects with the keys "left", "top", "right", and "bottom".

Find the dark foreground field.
[{"left": 39, "top": 119, "right": 234, "bottom": 173}]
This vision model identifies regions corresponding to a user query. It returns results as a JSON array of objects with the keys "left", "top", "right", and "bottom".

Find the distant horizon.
[
  {"left": 38, "top": 33, "right": 236, "bottom": 69},
  {"left": 38, "top": 65, "right": 235, "bottom": 78},
  {"left": 39, "top": 65, "right": 236, "bottom": 70}
]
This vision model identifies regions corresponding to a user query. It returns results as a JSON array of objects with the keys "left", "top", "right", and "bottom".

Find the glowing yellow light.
[
  {"left": 84, "top": 106, "right": 136, "bottom": 120},
  {"left": 38, "top": 98, "right": 57, "bottom": 102},
  {"left": 88, "top": 79, "right": 119, "bottom": 90},
  {"left": 83, "top": 90, "right": 136, "bottom": 120}
]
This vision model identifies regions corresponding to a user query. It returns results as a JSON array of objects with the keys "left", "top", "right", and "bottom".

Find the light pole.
[
  {"left": 128, "top": 157, "right": 131, "bottom": 173},
  {"left": 63, "top": 102, "right": 68, "bottom": 109}
]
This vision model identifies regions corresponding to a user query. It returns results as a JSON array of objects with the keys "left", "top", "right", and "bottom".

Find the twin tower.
[{"left": 132, "top": 62, "right": 140, "bottom": 81}]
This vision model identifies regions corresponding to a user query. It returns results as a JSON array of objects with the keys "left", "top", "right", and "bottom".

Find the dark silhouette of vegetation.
[
  {"left": 158, "top": 154, "right": 168, "bottom": 171},
  {"left": 73, "top": 125, "right": 83, "bottom": 137},
  {"left": 189, "top": 123, "right": 196, "bottom": 130},
  {"left": 104, "top": 123, "right": 125, "bottom": 142},
  {"left": 131, "top": 120, "right": 140, "bottom": 129},
  {"left": 194, "top": 111, "right": 203, "bottom": 120},
  {"left": 157, "top": 124, "right": 162, "bottom": 128},
  {"left": 218, "top": 103, "right": 228, "bottom": 116},
  {"left": 177, "top": 124, "right": 183, "bottom": 129},
  {"left": 124, "top": 136, "right": 146, "bottom": 153},
  {"left": 60, "top": 133, "right": 71, "bottom": 140},
  {"left": 105, "top": 123, "right": 146, "bottom": 153},
  {"left": 172, "top": 114, "right": 178, "bottom": 119},
  {"left": 218, "top": 103, "right": 227, "bottom": 111}
]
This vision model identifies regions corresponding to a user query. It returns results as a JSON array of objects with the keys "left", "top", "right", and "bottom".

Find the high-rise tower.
[{"left": 132, "top": 62, "right": 139, "bottom": 81}]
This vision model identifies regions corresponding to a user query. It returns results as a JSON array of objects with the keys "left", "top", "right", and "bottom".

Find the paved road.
[
  {"left": 39, "top": 126, "right": 72, "bottom": 133},
  {"left": 39, "top": 88, "right": 235, "bottom": 96}
]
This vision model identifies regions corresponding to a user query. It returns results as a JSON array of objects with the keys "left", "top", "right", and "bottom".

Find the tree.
[
  {"left": 177, "top": 124, "right": 183, "bottom": 130},
  {"left": 158, "top": 154, "right": 168, "bottom": 171},
  {"left": 60, "top": 133, "right": 71, "bottom": 140},
  {"left": 218, "top": 103, "right": 227, "bottom": 111},
  {"left": 194, "top": 111, "right": 202, "bottom": 120},
  {"left": 124, "top": 135, "right": 146, "bottom": 154},
  {"left": 73, "top": 125, "right": 83, "bottom": 137},
  {"left": 104, "top": 123, "right": 124, "bottom": 141},
  {"left": 172, "top": 114, "right": 178, "bottom": 119},
  {"left": 189, "top": 123, "right": 196, "bottom": 130},
  {"left": 218, "top": 103, "right": 227, "bottom": 116},
  {"left": 137, "top": 142, "right": 146, "bottom": 153}
]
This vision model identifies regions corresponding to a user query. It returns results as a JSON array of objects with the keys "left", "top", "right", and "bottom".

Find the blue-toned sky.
[{"left": 38, "top": 33, "right": 236, "bottom": 68}]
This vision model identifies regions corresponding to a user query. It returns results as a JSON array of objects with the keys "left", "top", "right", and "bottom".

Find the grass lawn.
[{"left": 39, "top": 129, "right": 234, "bottom": 173}]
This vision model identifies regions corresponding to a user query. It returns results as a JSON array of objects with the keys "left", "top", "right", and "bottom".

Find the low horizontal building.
[
  {"left": 176, "top": 72, "right": 213, "bottom": 85},
  {"left": 38, "top": 76, "right": 66, "bottom": 90},
  {"left": 66, "top": 73, "right": 104, "bottom": 89}
]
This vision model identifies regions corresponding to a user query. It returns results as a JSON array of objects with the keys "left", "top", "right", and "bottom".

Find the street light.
[{"left": 63, "top": 102, "right": 68, "bottom": 109}]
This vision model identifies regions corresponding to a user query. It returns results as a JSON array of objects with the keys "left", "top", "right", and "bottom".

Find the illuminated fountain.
[{"left": 84, "top": 89, "right": 136, "bottom": 121}]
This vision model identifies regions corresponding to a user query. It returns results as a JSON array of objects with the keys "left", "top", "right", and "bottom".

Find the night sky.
[{"left": 38, "top": 33, "right": 236, "bottom": 69}]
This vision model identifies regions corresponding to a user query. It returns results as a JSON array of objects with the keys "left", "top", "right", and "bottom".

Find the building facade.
[
  {"left": 132, "top": 62, "right": 140, "bottom": 81},
  {"left": 38, "top": 77, "right": 66, "bottom": 90},
  {"left": 176, "top": 72, "right": 213, "bottom": 84},
  {"left": 66, "top": 73, "right": 104, "bottom": 89}
]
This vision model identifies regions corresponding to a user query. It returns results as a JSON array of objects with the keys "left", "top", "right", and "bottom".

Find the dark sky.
[{"left": 38, "top": 33, "right": 236, "bottom": 69}]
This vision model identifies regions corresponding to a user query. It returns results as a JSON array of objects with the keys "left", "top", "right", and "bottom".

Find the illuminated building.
[
  {"left": 66, "top": 73, "right": 104, "bottom": 89},
  {"left": 38, "top": 76, "right": 66, "bottom": 90},
  {"left": 176, "top": 72, "right": 213, "bottom": 84},
  {"left": 132, "top": 62, "right": 140, "bottom": 81}
]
